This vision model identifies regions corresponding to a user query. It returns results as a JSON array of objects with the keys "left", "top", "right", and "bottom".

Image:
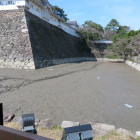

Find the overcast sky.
[{"left": 49, "top": 0, "right": 140, "bottom": 30}]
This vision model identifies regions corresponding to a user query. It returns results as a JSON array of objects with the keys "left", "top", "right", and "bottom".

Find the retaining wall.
[
  {"left": 0, "top": 9, "right": 90, "bottom": 69},
  {"left": 125, "top": 60, "right": 140, "bottom": 71},
  {"left": 0, "top": 9, "right": 35, "bottom": 69}
]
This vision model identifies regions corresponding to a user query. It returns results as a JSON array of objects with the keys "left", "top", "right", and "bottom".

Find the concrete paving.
[{"left": 0, "top": 61, "right": 140, "bottom": 132}]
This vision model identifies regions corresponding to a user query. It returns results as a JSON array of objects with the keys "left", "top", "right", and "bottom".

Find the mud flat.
[{"left": 0, "top": 61, "right": 140, "bottom": 132}]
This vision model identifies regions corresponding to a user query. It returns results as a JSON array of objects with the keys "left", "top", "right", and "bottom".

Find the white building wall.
[
  {"left": 70, "top": 24, "right": 78, "bottom": 29},
  {"left": 41, "top": 7, "right": 79, "bottom": 37},
  {"left": 0, "top": 0, "right": 25, "bottom": 10},
  {"left": 0, "top": 0, "right": 79, "bottom": 37},
  {"left": 25, "top": 0, "right": 41, "bottom": 17}
]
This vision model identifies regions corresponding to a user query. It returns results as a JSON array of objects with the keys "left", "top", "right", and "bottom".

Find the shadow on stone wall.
[{"left": 25, "top": 10, "right": 95, "bottom": 68}]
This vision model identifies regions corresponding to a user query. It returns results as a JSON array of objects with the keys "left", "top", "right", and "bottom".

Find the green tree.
[
  {"left": 82, "top": 20, "right": 104, "bottom": 32},
  {"left": 105, "top": 19, "right": 120, "bottom": 31},
  {"left": 52, "top": 6, "right": 69, "bottom": 21},
  {"left": 79, "top": 21, "right": 103, "bottom": 42},
  {"left": 103, "top": 29, "right": 116, "bottom": 40},
  {"left": 125, "top": 30, "right": 140, "bottom": 38},
  {"left": 78, "top": 27, "right": 102, "bottom": 42},
  {"left": 113, "top": 25, "right": 130, "bottom": 42}
]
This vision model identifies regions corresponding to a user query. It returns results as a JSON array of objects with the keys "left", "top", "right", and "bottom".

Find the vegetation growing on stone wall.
[
  {"left": 78, "top": 21, "right": 103, "bottom": 42},
  {"left": 109, "top": 29, "right": 140, "bottom": 59},
  {"left": 52, "top": 6, "right": 69, "bottom": 22},
  {"left": 77, "top": 38, "right": 91, "bottom": 53}
]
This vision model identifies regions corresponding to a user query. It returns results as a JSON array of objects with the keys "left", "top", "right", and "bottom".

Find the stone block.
[
  {"left": 12, "top": 116, "right": 22, "bottom": 123},
  {"left": 92, "top": 123, "right": 115, "bottom": 137},
  {"left": 61, "top": 121, "right": 80, "bottom": 128},
  {"left": 4, "top": 114, "right": 15, "bottom": 122},
  {"left": 38, "top": 118, "right": 54, "bottom": 129},
  {"left": 136, "top": 131, "right": 140, "bottom": 137},
  {"left": 93, "top": 123, "right": 115, "bottom": 131},
  {"left": 93, "top": 127, "right": 109, "bottom": 137},
  {"left": 21, "top": 29, "right": 28, "bottom": 33},
  {"left": 0, "top": 9, "right": 93, "bottom": 69},
  {"left": 116, "top": 128, "right": 134, "bottom": 137}
]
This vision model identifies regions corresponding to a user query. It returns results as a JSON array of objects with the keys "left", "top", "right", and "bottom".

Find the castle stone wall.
[
  {"left": 0, "top": 9, "right": 35, "bottom": 69},
  {"left": 0, "top": 9, "right": 91, "bottom": 69},
  {"left": 25, "top": 10, "right": 90, "bottom": 68},
  {"left": 0, "top": 0, "right": 79, "bottom": 37}
]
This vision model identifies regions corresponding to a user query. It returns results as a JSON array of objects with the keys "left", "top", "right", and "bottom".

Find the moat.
[{"left": 0, "top": 61, "right": 140, "bottom": 132}]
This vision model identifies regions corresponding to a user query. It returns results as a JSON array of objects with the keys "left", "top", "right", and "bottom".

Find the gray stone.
[
  {"left": 93, "top": 128, "right": 108, "bottom": 137},
  {"left": 0, "top": 9, "right": 92, "bottom": 69},
  {"left": 61, "top": 121, "right": 80, "bottom": 128},
  {"left": 136, "top": 131, "right": 140, "bottom": 137},
  {"left": 35, "top": 119, "right": 40, "bottom": 126},
  {"left": 38, "top": 118, "right": 54, "bottom": 129},
  {"left": 116, "top": 128, "right": 134, "bottom": 137},
  {"left": 92, "top": 123, "right": 115, "bottom": 137},
  {"left": 0, "top": 77, "right": 4, "bottom": 81},
  {"left": 12, "top": 116, "right": 22, "bottom": 123},
  {"left": 93, "top": 123, "right": 115, "bottom": 132},
  {"left": 4, "top": 113, "right": 15, "bottom": 122}
]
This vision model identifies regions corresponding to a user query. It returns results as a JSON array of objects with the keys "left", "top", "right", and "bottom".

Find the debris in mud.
[
  {"left": 124, "top": 104, "right": 133, "bottom": 108},
  {"left": 48, "top": 67, "right": 54, "bottom": 71},
  {"left": 61, "top": 121, "right": 80, "bottom": 128},
  {"left": 39, "top": 118, "right": 54, "bottom": 129},
  {"left": 4, "top": 113, "right": 15, "bottom": 122},
  {"left": 97, "top": 76, "right": 100, "bottom": 80}
]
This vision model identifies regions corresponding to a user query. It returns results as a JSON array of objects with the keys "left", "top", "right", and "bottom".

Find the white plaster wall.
[
  {"left": 25, "top": 2, "right": 79, "bottom": 37},
  {"left": 0, "top": 5, "right": 18, "bottom": 10},
  {"left": 16, "top": 0, "right": 25, "bottom": 6},
  {"left": 68, "top": 24, "right": 78, "bottom": 29},
  {"left": 0, "top": 0, "right": 79, "bottom": 37},
  {"left": 41, "top": 7, "right": 79, "bottom": 37},
  {"left": 60, "top": 22, "right": 79, "bottom": 36},
  {"left": 0, "top": 0, "right": 25, "bottom": 10},
  {"left": 0, "top": 0, "right": 17, "bottom": 5},
  {"left": 42, "top": 8, "right": 62, "bottom": 27},
  {"left": 25, "top": 0, "right": 41, "bottom": 17}
]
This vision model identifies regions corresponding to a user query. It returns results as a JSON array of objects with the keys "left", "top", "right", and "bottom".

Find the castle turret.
[{"left": 0, "top": 0, "right": 83, "bottom": 69}]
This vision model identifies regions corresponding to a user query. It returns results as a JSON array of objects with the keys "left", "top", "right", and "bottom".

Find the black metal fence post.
[{"left": 0, "top": 103, "right": 3, "bottom": 126}]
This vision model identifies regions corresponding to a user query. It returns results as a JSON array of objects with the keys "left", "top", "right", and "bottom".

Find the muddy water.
[{"left": 0, "top": 62, "right": 140, "bottom": 131}]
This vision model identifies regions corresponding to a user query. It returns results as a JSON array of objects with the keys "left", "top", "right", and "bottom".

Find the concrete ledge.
[
  {"left": 46, "top": 57, "right": 96, "bottom": 65},
  {"left": 96, "top": 58, "right": 140, "bottom": 71},
  {"left": 96, "top": 58, "right": 125, "bottom": 62},
  {"left": 0, "top": 59, "right": 35, "bottom": 69},
  {"left": 0, "top": 57, "right": 140, "bottom": 70},
  {"left": 125, "top": 60, "right": 140, "bottom": 71},
  {"left": 34, "top": 57, "right": 96, "bottom": 68}
]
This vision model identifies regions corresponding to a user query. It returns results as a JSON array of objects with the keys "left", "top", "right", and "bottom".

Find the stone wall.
[
  {"left": 0, "top": 9, "right": 35, "bottom": 69},
  {"left": 0, "top": 0, "right": 79, "bottom": 37},
  {"left": 125, "top": 60, "right": 140, "bottom": 71},
  {"left": 25, "top": 10, "right": 91, "bottom": 68},
  {"left": 0, "top": 9, "right": 91, "bottom": 69}
]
